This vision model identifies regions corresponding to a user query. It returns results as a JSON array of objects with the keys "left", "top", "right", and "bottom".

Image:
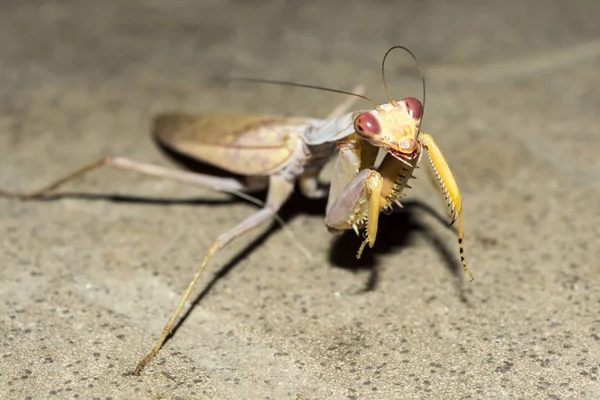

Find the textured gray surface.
[{"left": 1, "top": 1, "right": 599, "bottom": 399}]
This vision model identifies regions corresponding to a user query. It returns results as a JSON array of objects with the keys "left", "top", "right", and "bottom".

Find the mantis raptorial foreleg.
[
  {"left": 325, "top": 168, "right": 383, "bottom": 258},
  {"left": 133, "top": 173, "right": 294, "bottom": 374},
  {"left": 419, "top": 132, "right": 473, "bottom": 281},
  {"left": 325, "top": 134, "right": 383, "bottom": 257}
]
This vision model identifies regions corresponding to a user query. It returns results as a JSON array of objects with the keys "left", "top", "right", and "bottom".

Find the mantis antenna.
[
  {"left": 230, "top": 77, "right": 380, "bottom": 109},
  {"left": 381, "top": 45, "right": 427, "bottom": 132}
]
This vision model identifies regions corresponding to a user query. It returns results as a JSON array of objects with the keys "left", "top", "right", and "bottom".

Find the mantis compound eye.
[
  {"left": 354, "top": 112, "right": 381, "bottom": 136},
  {"left": 405, "top": 97, "right": 423, "bottom": 120}
]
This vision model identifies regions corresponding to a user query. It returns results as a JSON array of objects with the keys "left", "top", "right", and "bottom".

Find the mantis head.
[
  {"left": 351, "top": 45, "right": 426, "bottom": 162},
  {"left": 353, "top": 97, "right": 423, "bottom": 160}
]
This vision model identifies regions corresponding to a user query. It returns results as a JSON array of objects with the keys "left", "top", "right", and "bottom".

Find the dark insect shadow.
[
  {"left": 31, "top": 192, "right": 240, "bottom": 206},
  {"left": 328, "top": 200, "right": 465, "bottom": 296},
  {"left": 11, "top": 141, "right": 470, "bottom": 344},
  {"left": 168, "top": 197, "right": 469, "bottom": 344},
  {"left": 166, "top": 188, "right": 327, "bottom": 341}
]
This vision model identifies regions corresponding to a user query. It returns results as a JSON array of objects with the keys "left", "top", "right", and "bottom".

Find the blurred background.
[{"left": 1, "top": 1, "right": 599, "bottom": 398}]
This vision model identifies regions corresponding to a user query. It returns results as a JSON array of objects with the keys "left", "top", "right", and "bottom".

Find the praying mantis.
[{"left": 0, "top": 46, "right": 473, "bottom": 375}]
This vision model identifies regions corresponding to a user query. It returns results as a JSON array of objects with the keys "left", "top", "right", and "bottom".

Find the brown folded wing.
[{"left": 153, "top": 114, "right": 312, "bottom": 176}]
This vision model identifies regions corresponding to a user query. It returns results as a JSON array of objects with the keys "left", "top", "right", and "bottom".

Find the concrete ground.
[{"left": 1, "top": 1, "right": 599, "bottom": 399}]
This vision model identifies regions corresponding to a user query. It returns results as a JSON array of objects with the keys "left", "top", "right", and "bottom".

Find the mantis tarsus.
[{"left": 0, "top": 46, "right": 473, "bottom": 375}]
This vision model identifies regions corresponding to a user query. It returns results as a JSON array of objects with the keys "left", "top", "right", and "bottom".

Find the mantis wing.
[{"left": 153, "top": 114, "right": 315, "bottom": 176}]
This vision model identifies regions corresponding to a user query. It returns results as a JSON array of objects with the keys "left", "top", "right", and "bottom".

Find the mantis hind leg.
[
  {"left": 133, "top": 173, "right": 294, "bottom": 375},
  {"left": 0, "top": 156, "right": 266, "bottom": 200}
]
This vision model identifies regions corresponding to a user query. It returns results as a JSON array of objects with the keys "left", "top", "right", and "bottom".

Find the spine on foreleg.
[{"left": 378, "top": 153, "right": 419, "bottom": 210}]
